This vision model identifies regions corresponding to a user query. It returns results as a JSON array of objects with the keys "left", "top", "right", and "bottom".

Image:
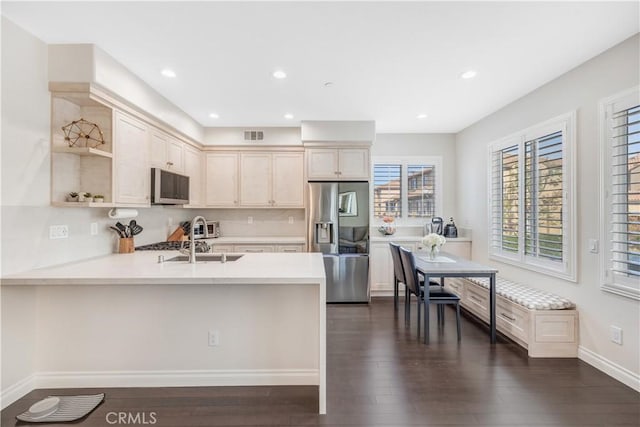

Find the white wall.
[
  {"left": 48, "top": 44, "right": 204, "bottom": 143},
  {"left": 204, "top": 127, "right": 300, "bottom": 145},
  {"left": 373, "top": 133, "right": 457, "bottom": 225},
  {"left": 455, "top": 34, "right": 640, "bottom": 387}
]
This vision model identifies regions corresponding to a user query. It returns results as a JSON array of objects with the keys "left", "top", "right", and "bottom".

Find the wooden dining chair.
[{"left": 399, "top": 246, "right": 461, "bottom": 342}]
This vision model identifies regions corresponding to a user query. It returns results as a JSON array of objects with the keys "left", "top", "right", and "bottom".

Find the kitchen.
[{"left": 2, "top": 1, "right": 639, "bottom": 425}]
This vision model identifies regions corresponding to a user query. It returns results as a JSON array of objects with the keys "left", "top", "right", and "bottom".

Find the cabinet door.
[
  {"left": 149, "top": 129, "right": 168, "bottom": 169},
  {"left": 167, "top": 136, "right": 184, "bottom": 173},
  {"left": 205, "top": 153, "right": 238, "bottom": 207},
  {"left": 276, "top": 244, "right": 305, "bottom": 253},
  {"left": 114, "top": 111, "right": 150, "bottom": 205},
  {"left": 370, "top": 243, "right": 394, "bottom": 292},
  {"left": 234, "top": 245, "right": 275, "bottom": 253},
  {"left": 338, "top": 148, "right": 369, "bottom": 180},
  {"left": 272, "top": 153, "right": 304, "bottom": 207},
  {"left": 183, "top": 145, "right": 203, "bottom": 207},
  {"left": 240, "top": 153, "right": 271, "bottom": 206},
  {"left": 444, "top": 241, "right": 471, "bottom": 259},
  {"left": 307, "top": 149, "right": 339, "bottom": 180}
]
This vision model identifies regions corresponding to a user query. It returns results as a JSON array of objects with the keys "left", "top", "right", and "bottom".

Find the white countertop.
[
  {"left": 370, "top": 235, "right": 471, "bottom": 243},
  {"left": 1, "top": 251, "right": 325, "bottom": 286},
  {"left": 202, "top": 236, "right": 306, "bottom": 244}
]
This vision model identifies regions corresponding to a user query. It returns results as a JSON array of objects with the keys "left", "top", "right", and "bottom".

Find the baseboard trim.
[
  {"left": 1, "top": 369, "right": 318, "bottom": 410},
  {"left": 578, "top": 346, "right": 640, "bottom": 392},
  {"left": 0, "top": 374, "right": 36, "bottom": 410}
]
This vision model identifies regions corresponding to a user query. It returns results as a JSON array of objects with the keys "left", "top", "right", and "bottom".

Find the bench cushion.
[{"left": 466, "top": 277, "right": 575, "bottom": 310}]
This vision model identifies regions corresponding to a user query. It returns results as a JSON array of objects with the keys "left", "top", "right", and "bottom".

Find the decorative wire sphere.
[{"left": 62, "top": 118, "right": 105, "bottom": 148}]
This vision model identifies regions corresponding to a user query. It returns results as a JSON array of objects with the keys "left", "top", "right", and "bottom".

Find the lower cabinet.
[{"left": 210, "top": 243, "right": 305, "bottom": 253}]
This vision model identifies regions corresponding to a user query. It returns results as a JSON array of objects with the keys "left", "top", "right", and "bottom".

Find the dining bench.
[{"left": 445, "top": 276, "right": 578, "bottom": 357}]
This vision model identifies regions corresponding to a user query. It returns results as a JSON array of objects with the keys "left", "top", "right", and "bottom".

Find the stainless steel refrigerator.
[{"left": 307, "top": 182, "right": 370, "bottom": 303}]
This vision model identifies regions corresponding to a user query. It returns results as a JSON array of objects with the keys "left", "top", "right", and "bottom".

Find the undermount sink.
[{"left": 165, "top": 254, "right": 244, "bottom": 262}]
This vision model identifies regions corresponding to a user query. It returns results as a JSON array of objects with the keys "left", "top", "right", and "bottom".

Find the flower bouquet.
[
  {"left": 378, "top": 216, "right": 397, "bottom": 235},
  {"left": 422, "top": 233, "right": 446, "bottom": 259}
]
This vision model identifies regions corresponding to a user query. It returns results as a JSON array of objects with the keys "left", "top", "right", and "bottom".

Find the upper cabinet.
[
  {"left": 150, "top": 128, "right": 184, "bottom": 173},
  {"left": 183, "top": 144, "right": 204, "bottom": 207},
  {"left": 113, "top": 110, "right": 150, "bottom": 205},
  {"left": 204, "top": 150, "right": 304, "bottom": 208},
  {"left": 306, "top": 147, "right": 369, "bottom": 180},
  {"left": 205, "top": 152, "right": 239, "bottom": 207},
  {"left": 239, "top": 152, "right": 304, "bottom": 208}
]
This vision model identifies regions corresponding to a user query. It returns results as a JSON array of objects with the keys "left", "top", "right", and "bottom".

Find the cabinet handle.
[
  {"left": 234, "top": 200, "right": 238, "bottom": 204},
  {"left": 500, "top": 312, "right": 516, "bottom": 322},
  {"left": 469, "top": 295, "right": 484, "bottom": 303},
  {"left": 167, "top": 161, "right": 174, "bottom": 166},
  {"left": 246, "top": 249, "right": 263, "bottom": 253}
]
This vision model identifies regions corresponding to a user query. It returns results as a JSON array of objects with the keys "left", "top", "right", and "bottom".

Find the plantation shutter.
[
  {"left": 491, "top": 144, "right": 520, "bottom": 254},
  {"left": 525, "top": 131, "right": 564, "bottom": 262},
  {"left": 407, "top": 164, "right": 435, "bottom": 217},
  {"left": 373, "top": 164, "right": 402, "bottom": 218},
  {"left": 610, "top": 104, "right": 640, "bottom": 279}
]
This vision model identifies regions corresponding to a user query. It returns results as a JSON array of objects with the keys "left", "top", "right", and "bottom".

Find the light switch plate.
[
  {"left": 588, "top": 239, "right": 599, "bottom": 254},
  {"left": 90, "top": 223, "right": 98, "bottom": 236},
  {"left": 610, "top": 325, "right": 623, "bottom": 345}
]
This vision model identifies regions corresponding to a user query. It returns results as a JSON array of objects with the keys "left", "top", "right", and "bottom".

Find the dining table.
[{"left": 414, "top": 251, "right": 498, "bottom": 344}]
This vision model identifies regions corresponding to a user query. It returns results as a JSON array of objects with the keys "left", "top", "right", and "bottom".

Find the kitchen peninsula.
[{"left": 1, "top": 252, "right": 327, "bottom": 413}]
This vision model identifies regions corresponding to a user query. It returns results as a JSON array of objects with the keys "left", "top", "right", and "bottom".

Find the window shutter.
[
  {"left": 525, "top": 131, "right": 564, "bottom": 262},
  {"left": 491, "top": 144, "right": 519, "bottom": 253},
  {"left": 610, "top": 105, "right": 640, "bottom": 279},
  {"left": 373, "top": 164, "right": 402, "bottom": 218},
  {"left": 407, "top": 164, "right": 435, "bottom": 217}
]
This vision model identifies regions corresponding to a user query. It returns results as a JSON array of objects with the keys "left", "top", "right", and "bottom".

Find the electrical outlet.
[
  {"left": 247, "top": 216, "right": 253, "bottom": 224},
  {"left": 288, "top": 216, "right": 294, "bottom": 224},
  {"left": 208, "top": 330, "right": 219, "bottom": 347},
  {"left": 49, "top": 225, "right": 68, "bottom": 239},
  {"left": 610, "top": 326, "right": 623, "bottom": 345},
  {"left": 90, "top": 222, "right": 98, "bottom": 236}
]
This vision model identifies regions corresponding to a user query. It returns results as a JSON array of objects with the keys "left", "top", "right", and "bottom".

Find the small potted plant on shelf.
[
  {"left": 79, "top": 192, "right": 92, "bottom": 202},
  {"left": 66, "top": 192, "right": 79, "bottom": 202},
  {"left": 93, "top": 194, "right": 104, "bottom": 203}
]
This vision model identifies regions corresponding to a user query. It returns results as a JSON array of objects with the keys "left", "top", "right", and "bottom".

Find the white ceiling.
[{"left": 2, "top": 1, "right": 638, "bottom": 133}]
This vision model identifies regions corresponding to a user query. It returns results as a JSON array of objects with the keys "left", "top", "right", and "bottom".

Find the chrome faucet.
[{"left": 180, "top": 216, "right": 208, "bottom": 263}]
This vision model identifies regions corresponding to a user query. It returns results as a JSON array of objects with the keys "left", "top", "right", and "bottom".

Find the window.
[
  {"left": 489, "top": 112, "right": 576, "bottom": 280},
  {"left": 372, "top": 157, "right": 442, "bottom": 221},
  {"left": 600, "top": 87, "right": 640, "bottom": 300}
]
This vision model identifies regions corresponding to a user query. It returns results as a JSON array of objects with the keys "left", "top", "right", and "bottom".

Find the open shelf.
[
  {"left": 52, "top": 201, "right": 115, "bottom": 208},
  {"left": 52, "top": 146, "right": 113, "bottom": 158}
]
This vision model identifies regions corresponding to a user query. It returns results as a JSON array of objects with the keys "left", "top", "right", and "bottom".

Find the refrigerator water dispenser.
[{"left": 315, "top": 222, "right": 334, "bottom": 244}]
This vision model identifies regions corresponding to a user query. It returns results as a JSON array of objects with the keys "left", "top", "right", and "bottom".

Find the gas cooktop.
[{"left": 135, "top": 241, "right": 210, "bottom": 252}]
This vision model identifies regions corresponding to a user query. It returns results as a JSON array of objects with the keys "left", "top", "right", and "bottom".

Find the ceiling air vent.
[{"left": 244, "top": 130, "right": 264, "bottom": 141}]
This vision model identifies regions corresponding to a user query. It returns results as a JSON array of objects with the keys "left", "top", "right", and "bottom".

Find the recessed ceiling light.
[
  {"left": 417, "top": 114, "right": 428, "bottom": 119},
  {"left": 284, "top": 113, "right": 294, "bottom": 120},
  {"left": 161, "top": 69, "right": 176, "bottom": 78},
  {"left": 209, "top": 113, "right": 219, "bottom": 119},
  {"left": 273, "top": 70, "right": 287, "bottom": 79},
  {"left": 461, "top": 70, "right": 477, "bottom": 79}
]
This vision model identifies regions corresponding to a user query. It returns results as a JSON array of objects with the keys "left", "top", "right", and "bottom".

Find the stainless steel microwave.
[{"left": 150, "top": 168, "right": 190, "bottom": 205}]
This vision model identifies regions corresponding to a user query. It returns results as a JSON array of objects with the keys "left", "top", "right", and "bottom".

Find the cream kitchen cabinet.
[
  {"left": 184, "top": 144, "right": 204, "bottom": 207},
  {"left": 370, "top": 241, "right": 417, "bottom": 294},
  {"left": 239, "top": 153, "right": 271, "bottom": 206},
  {"left": 238, "top": 152, "right": 304, "bottom": 208},
  {"left": 205, "top": 153, "right": 239, "bottom": 207},
  {"left": 150, "top": 128, "right": 184, "bottom": 173},
  {"left": 234, "top": 245, "right": 275, "bottom": 253},
  {"left": 306, "top": 148, "right": 369, "bottom": 180},
  {"left": 113, "top": 110, "right": 150, "bottom": 205}
]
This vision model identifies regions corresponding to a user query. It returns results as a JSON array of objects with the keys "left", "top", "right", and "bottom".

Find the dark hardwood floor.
[{"left": 2, "top": 297, "right": 639, "bottom": 426}]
